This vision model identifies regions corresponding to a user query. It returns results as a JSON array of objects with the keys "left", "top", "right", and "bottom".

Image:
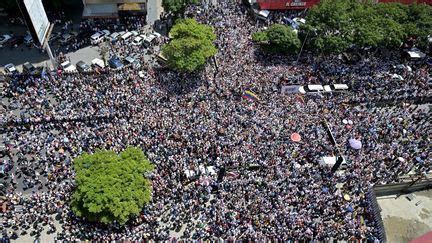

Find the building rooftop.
[{"left": 377, "top": 189, "right": 432, "bottom": 243}]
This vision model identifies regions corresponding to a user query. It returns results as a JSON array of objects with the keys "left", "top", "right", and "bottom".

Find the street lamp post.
[
  {"left": 296, "top": 27, "right": 311, "bottom": 63},
  {"left": 296, "top": 28, "right": 315, "bottom": 63}
]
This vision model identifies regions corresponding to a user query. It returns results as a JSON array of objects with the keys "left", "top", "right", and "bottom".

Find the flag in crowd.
[{"left": 242, "top": 90, "right": 259, "bottom": 102}]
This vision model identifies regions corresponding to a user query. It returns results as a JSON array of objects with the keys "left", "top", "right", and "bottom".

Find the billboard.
[
  {"left": 256, "top": 0, "right": 432, "bottom": 10},
  {"left": 17, "top": 0, "right": 50, "bottom": 46},
  {"left": 256, "top": 0, "right": 321, "bottom": 10}
]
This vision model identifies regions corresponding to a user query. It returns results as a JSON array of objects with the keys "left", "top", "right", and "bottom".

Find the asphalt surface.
[
  {"left": 0, "top": 7, "right": 96, "bottom": 72},
  {"left": 0, "top": 0, "right": 167, "bottom": 72}
]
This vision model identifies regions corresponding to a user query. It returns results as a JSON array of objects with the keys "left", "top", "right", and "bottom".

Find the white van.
[
  {"left": 121, "top": 32, "right": 133, "bottom": 41},
  {"left": 91, "top": 31, "right": 105, "bottom": 45},
  {"left": 132, "top": 36, "right": 143, "bottom": 46},
  {"left": 91, "top": 58, "right": 105, "bottom": 69},
  {"left": 60, "top": 61, "right": 77, "bottom": 73},
  {"left": 143, "top": 33, "right": 158, "bottom": 47}
]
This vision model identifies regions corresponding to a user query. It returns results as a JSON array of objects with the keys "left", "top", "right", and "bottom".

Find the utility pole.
[
  {"left": 296, "top": 27, "right": 311, "bottom": 64},
  {"left": 45, "top": 42, "right": 56, "bottom": 69}
]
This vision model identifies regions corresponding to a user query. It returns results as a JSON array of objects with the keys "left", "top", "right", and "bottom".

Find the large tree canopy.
[
  {"left": 252, "top": 24, "right": 301, "bottom": 54},
  {"left": 71, "top": 147, "right": 154, "bottom": 225},
  {"left": 162, "top": 0, "right": 199, "bottom": 15},
  {"left": 162, "top": 18, "right": 217, "bottom": 73},
  {"left": 303, "top": 0, "right": 356, "bottom": 53},
  {"left": 302, "top": 0, "right": 432, "bottom": 53}
]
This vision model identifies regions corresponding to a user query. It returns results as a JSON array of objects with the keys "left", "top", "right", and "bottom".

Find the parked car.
[
  {"left": 4, "top": 63, "right": 17, "bottom": 74},
  {"left": 24, "top": 34, "right": 33, "bottom": 46},
  {"left": 91, "top": 58, "right": 105, "bottom": 69},
  {"left": 323, "top": 84, "right": 349, "bottom": 93},
  {"left": 0, "top": 34, "right": 12, "bottom": 45},
  {"left": 124, "top": 56, "right": 135, "bottom": 65},
  {"left": 130, "top": 30, "right": 139, "bottom": 37},
  {"left": 124, "top": 56, "right": 140, "bottom": 69},
  {"left": 108, "top": 56, "right": 123, "bottom": 69},
  {"left": 255, "top": 10, "right": 270, "bottom": 21},
  {"left": 282, "top": 17, "right": 299, "bottom": 29},
  {"left": 299, "top": 85, "right": 324, "bottom": 94},
  {"left": 76, "top": 61, "right": 92, "bottom": 73},
  {"left": 60, "top": 33, "right": 75, "bottom": 45},
  {"left": 8, "top": 36, "right": 24, "bottom": 47},
  {"left": 143, "top": 33, "right": 158, "bottom": 48},
  {"left": 76, "top": 30, "right": 93, "bottom": 43},
  {"left": 91, "top": 31, "right": 105, "bottom": 45},
  {"left": 22, "top": 62, "right": 39, "bottom": 75},
  {"left": 121, "top": 32, "right": 133, "bottom": 41},
  {"left": 102, "top": 29, "right": 110, "bottom": 36},
  {"left": 49, "top": 32, "right": 61, "bottom": 42},
  {"left": 131, "top": 36, "right": 143, "bottom": 46},
  {"left": 109, "top": 32, "right": 121, "bottom": 41},
  {"left": 152, "top": 32, "right": 162, "bottom": 38},
  {"left": 60, "top": 61, "right": 77, "bottom": 72}
]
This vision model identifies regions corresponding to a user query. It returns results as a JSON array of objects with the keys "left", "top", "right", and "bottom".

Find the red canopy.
[{"left": 410, "top": 231, "right": 432, "bottom": 243}]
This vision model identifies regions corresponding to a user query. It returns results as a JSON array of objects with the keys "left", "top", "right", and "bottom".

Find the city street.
[{"left": 0, "top": 7, "right": 91, "bottom": 72}]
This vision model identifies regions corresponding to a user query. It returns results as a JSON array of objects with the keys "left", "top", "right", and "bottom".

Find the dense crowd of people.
[{"left": 1, "top": 0, "right": 430, "bottom": 241}]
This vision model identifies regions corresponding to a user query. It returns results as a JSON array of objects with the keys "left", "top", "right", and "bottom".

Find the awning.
[
  {"left": 82, "top": 4, "right": 118, "bottom": 18},
  {"left": 118, "top": 3, "right": 146, "bottom": 11}
]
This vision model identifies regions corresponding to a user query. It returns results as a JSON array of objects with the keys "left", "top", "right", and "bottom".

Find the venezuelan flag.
[
  {"left": 296, "top": 95, "right": 305, "bottom": 104},
  {"left": 242, "top": 90, "right": 259, "bottom": 101}
]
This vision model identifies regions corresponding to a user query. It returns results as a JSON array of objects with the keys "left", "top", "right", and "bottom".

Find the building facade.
[{"left": 82, "top": 0, "right": 147, "bottom": 18}]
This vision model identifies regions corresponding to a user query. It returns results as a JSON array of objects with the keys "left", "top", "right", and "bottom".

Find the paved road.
[
  {"left": 0, "top": 45, "right": 101, "bottom": 73},
  {"left": 61, "top": 45, "right": 101, "bottom": 66},
  {"left": 0, "top": 8, "right": 90, "bottom": 72}
]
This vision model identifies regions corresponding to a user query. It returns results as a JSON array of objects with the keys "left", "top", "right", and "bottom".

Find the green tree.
[
  {"left": 267, "top": 24, "right": 301, "bottom": 53},
  {"left": 380, "top": 17, "right": 405, "bottom": 48},
  {"left": 404, "top": 3, "right": 432, "bottom": 49},
  {"left": 252, "top": 31, "right": 269, "bottom": 43},
  {"left": 162, "top": 0, "right": 199, "bottom": 16},
  {"left": 304, "top": 0, "right": 356, "bottom": 53},
  {"left": 374, "top": 3, "right": 408, "bottom": 23},
  {"left": 303, "top": 0, "right": 432, "bottom": 53},
  {"left": 71, "top": 147, "right": 154, "bottom": 225},
  {"left": 252, "top": 24, "right": 301, "bottom": 54},
  {"left": 350, "top": 3, "right": 384, "bottom": 48},
  {"left": 162, "top": 18, "right": 217, "bottom": 73}
]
